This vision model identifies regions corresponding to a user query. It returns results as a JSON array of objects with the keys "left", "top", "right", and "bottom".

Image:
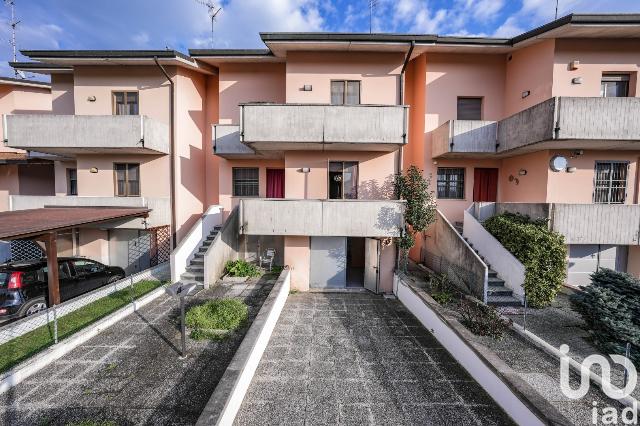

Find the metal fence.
[
  {"left": 0, "top": 262, "right": 170, "bottom": 346},
  {"left": 422, "top": 249, "right": 475, "bottom": 296}
]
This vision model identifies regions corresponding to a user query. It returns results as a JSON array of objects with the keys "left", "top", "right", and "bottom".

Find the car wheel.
[
  {"left": 20, "top": 298, "right": 48, "bottom": 317},
  {"left": 107, "top": 275, "right": 124, "bottom": 284}
]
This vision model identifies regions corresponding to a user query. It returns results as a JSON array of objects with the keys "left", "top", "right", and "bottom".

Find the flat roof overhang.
[{"left": 0, "top": 207, "right": 150, "bottom": 240}]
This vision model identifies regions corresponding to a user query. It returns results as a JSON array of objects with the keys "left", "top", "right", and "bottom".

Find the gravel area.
[
  {"left": 235, "top": 292, "right": 514, "bottom": 426},
  {"left": 0, "top": 275, "right": 276, "bottom": 426}
]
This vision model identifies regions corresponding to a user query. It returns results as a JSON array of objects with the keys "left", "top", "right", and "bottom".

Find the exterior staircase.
[
  {"left": 463, "top": 237, "right": 521, "bottom": 307},
  {"left": 178, "top": 226, "right": 221, "bottom": 287}
]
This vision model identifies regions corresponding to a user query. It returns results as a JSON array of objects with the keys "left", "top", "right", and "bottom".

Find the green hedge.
[
  {"left": 484, "top": 213, "right": 567, "bottom": 308},
  {"left": 570, "top": 269, "right": 640, "bottom": 362}
]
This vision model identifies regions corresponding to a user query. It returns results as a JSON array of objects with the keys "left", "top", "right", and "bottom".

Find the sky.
[{"left": 0, "top": 0, "right": 639, "bottom": 78}]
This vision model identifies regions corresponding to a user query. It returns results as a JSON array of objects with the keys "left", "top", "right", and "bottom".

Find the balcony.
[
  {"left": 486, "top": 202, "right": 640, "bottom": 245},
  {"left": 432, "top": 97, "right": 640, "bottom": 158},
  {"left": 432, "top": 120, "right": 497, "bottom": 158},
  {"left": 213, "top": 124, "right": 275, "bottom": 159},
  {"left": 9, "top": 195, "right": 170, "bottom": 229},
  {"left": 4, "top": 115, "right": 169, "bottom": 156},
  {"left": 238, "top": 198, "right": 405, "bottom": 237},
  {"left": 238, "top": 103, "right": 408, "bottom": 153}
]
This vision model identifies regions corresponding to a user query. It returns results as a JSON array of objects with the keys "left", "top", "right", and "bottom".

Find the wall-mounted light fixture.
[
  {"left": 518, "top": 169, "right": 527, "bottom": 176},
  {"left": 87, "top": 96, "right": 96, "bottom": 102},
  {"left": 567, "top": 166, "right": 577, "bottom": 173},
  {"left": 433, "top": 160, "right": 438, "bottom": 165},
  {"left": 571, "top": 77, "right": 583, "bottom": 85},
  {"left": 89, "top": 167, "right": 99, "bottom": 173},
  {"left": 521, "top": 90, "right": 530, "bottom": 98},
  {"left": 300, "top": 167, "right": 310, "bottom": 173},
  {"left": 302, "top": 85, "right": 313, "bottom": 91},
  {"left": 569, "top": 60, "right": 580, "bottom": 70}
]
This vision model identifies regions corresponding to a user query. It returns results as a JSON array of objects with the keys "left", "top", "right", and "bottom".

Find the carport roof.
[{"left": 0, "top": 207, "right": 150, "bottom": 240}]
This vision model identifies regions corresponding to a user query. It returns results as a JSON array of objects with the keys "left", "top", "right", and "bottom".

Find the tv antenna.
[
  {"left": 368, "top": 0, "right": 378, "bottom": 34},
  {"left": 555, "top": 0, "right": 559, "bottom": 19},
  {"left": 5, "top": 0, "right": 20, "bottom": 77},
  {"left": 195, "top": 0, "right": 222, "bottom": 47}
]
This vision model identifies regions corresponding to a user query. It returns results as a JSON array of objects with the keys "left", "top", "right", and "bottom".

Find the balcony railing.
[
  {"left": 9, "top": 195, "right": 170, "bottom": 229},
  {"left": 239, "top": 103, "right": 408, "bottom": 152},
  {"left": 3, "top": 115, "right": 169, "bottom": 156},
  {"left": 238, "top": 198, "right": 405, "bottom": 237},
  {"left": 485, "top": 202, "right": 640, "bottom": 245},
  {"left": 432, "top": 120, "right": 497, "bottom": 158},
  {"left": 432, "top": 97, "right": 640, "bottom": 157}
]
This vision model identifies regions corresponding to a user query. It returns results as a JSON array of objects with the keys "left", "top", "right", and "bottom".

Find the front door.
[
  {"left": 364, "top": 238, "right": 379, "bottom": 293},
  {"left": 473, "top": 168, "right": 499, "bottom": 202},
  {"left": 309, "top": 237, "right": 347, "bottom": 289}
]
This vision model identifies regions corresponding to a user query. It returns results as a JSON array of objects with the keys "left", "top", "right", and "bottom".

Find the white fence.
[
  {"left": 463, "top": 206, "right": 526, "bottom": 302},
  {"left": 0, "top": 262, "right": 169, "bottom": 345},
  {"left": 171, "top": 205, "right": 223, "bottom": 283}
]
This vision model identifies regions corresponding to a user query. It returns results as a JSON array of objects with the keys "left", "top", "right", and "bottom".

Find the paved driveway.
[
  {"left": 0, "top": 277, "right": 275, "bottom": 426},
  {"left": 235, "top": 292, "right": 514, "bottom": 426}
]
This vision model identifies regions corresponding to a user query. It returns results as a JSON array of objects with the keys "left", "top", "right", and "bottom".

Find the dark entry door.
[
  {"left": 266, "top": 169, "right": 285, "bottom": 198},
  {"left": 473, "top": 168, "right": 499, "bottom": 202}
]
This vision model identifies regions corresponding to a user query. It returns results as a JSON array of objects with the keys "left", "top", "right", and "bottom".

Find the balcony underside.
[{"left": 245, "top": 141, "right": 404, "bottom": 153}]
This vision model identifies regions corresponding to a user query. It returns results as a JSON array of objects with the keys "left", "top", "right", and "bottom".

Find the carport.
[{"left": 0, "top": 207, "right": 150, "bottom": 306}]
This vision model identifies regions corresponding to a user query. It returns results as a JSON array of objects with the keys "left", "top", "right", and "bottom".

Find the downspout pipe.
[
  {"left": 397, "top": 41, "right": 415, "bottom": 178},
  {"left": 154, "top": 56, "right": 178, "bottom": 250}
]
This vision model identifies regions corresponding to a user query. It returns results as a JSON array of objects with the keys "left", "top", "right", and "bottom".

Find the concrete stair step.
[
  {"left": 190, "top": 258, "right": 204, "bottom": 265},
  {"left": 488, "top": 276, "right": 505, "bottom": 286},
  {"left": 488, "top": 270, "right": 498, "bottom": 278},
  {"left": 487, "top": 286, "right": 513, "bottom": 297},
  {"left": 186, "top": 265, "right": 204, "bottom": 272},
  {"left": 181, "top": 272, "right": 204, "bottom": 281},
  {"left": 487, "top": 295, "right": 521, "bottom": 307}
]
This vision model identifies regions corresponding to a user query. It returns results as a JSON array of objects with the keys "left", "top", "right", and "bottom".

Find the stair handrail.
[{"left": 170, "top": 205, "right": 223, "bottom": 283}]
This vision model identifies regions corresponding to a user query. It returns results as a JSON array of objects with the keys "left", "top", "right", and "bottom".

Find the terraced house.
[{"left": 3, "top": 13, "right": 640, "bottom": 299}]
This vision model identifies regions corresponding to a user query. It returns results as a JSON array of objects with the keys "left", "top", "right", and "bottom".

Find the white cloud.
[
  {"left": 195, "top": 0, "right": 325, "bottom": 48},
  {"left": 473, "top": 0, "right": 505, "bottom": 20},
  {"left": 132, "top": 31, "right": 150, "bottom": 47},
  {"left": 492, "top": 16, "right": 523, "bottom": 37}
]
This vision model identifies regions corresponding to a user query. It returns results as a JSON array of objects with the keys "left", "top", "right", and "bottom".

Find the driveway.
[
  {"left": 235, "top": 292, "right": 514, "bottom": 426},
  {"left": 0, "top": 276, "right": 276, "bottom": 426}
]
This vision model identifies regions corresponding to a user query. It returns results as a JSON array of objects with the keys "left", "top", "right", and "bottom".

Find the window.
[
  {"left": 232, "top": 168, "right": 259, "bottom": 197},
  {"left": 328, "top": 161, "right": 358, "bottom": 199},
  {"left": 331, "top": 81, "right": 361, "bottom": 105},
  {"left": 72, "top": 259, "right": 104, "bottom": 275},
  {"left": 600, "top": 75, "right": 629, "bottom": 98},
  {"left": 593, "top": 161, "right": 628, "bottom": 204},
  {"left": 437, "top": 168, "right": 465, "bottom": 199},
  {"left": 113, "top": 91, "right": 139, "bottom": 115},
  {"left": 114, "top": 163, "right": 140, "bottom": 197},
  {"left": 457, "top": 97, "right": 482, "bottom": 120},
  {"left": 67, "top": 168, "right": 77, "bottom": 196}
]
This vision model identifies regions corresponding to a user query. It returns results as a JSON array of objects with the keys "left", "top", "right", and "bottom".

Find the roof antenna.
[
  {"left": 368, "top": 0, "right": 379, "bottom": 34},
  {"left": 555, "top": 0, "right": 559, "bottom": 19},
  {"left": 5, "top": 0, "right": 21, "bottom": 78},
  {"left": 195, "top": 0, "right": 222, "bottom": 48}
]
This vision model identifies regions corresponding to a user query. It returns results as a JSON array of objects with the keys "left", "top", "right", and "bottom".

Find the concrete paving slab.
[{"left": 234, "top": 293, "right": 515, "bottom": 426}]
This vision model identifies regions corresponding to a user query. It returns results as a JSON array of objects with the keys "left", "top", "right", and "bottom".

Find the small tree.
[{"left": 394, "top": 165, "right": 437, "bottom": 270}]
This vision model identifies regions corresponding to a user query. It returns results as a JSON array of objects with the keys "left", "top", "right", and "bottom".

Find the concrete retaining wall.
[{"left": 203, "top": 207, "right": 240, "bottom": 289}]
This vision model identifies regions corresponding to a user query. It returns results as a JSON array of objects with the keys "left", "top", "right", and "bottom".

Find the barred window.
[
  {"left": 233, "top": 167, "right": 259, "bottom": 197},
  {"left": 593, "top": 161, "right": 628, "bottom": 204},
  {"left": 437, "top": 168, "right": 465, "bottom": 199}
]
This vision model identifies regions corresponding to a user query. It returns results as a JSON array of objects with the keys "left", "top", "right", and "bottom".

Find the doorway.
[
  {"left": 473, "top": 168, "right": 498, "bottom": 202},
  {"left": 266, "top": 169, "right": 285, "bottom": 198},
  {"left": 346, "top": 237, "right": 364, "bottom": 287},
  {"left": 329, "top": 161, "right": 358, "bottom": 199}
]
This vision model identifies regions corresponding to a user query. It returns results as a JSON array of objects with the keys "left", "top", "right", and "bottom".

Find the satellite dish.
[{"left": 550, "top": 155, "right": 568, "bottom": 172}]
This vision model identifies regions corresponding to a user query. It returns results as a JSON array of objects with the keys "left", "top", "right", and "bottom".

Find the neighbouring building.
[{"left": 7, "top": 13, "right": 640, "bottom": 294}]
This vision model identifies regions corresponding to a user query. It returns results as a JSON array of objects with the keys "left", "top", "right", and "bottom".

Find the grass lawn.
[
  {"left": 0, "top": 280, "right": 164, "bottom": 373},
  {"left": 185, "top": 298, "right": 248, "bottom": 340}
]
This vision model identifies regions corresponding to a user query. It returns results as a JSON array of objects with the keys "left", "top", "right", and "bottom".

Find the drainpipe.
[
  {"left": 397, "top": 41, "right": 415, "bottom": 178},
  {"left": 154, "top": 56, "right": 177, "bottom": 250}
]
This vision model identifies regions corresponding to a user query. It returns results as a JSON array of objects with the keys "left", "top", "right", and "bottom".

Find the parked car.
[{"left": 0, "top": 257, "right": 125, "bottom": 322}]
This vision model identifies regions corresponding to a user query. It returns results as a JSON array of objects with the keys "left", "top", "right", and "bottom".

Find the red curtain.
[
  {"left": 266, "top": 169, "right": 285, "bottom": 198},
  {"left": 473, "top": 168, "right": 498, "bottom": 202}
]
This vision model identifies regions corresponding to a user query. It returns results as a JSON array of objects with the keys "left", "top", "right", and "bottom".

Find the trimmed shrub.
[
  {"left": 570, "top": 268, "right": 640, "bottom": 363},
  {"left": 458, "top": 298, "right": 512, "bottom": 339},
  {"left": 185, "top": 298, "right": 249, "bottom": 340},
  {"left": 484, "top": 213, "right": 567, "bottom": 308},
  {"left": 224, "top": 259, "right": 261, "bottom": 277}
]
